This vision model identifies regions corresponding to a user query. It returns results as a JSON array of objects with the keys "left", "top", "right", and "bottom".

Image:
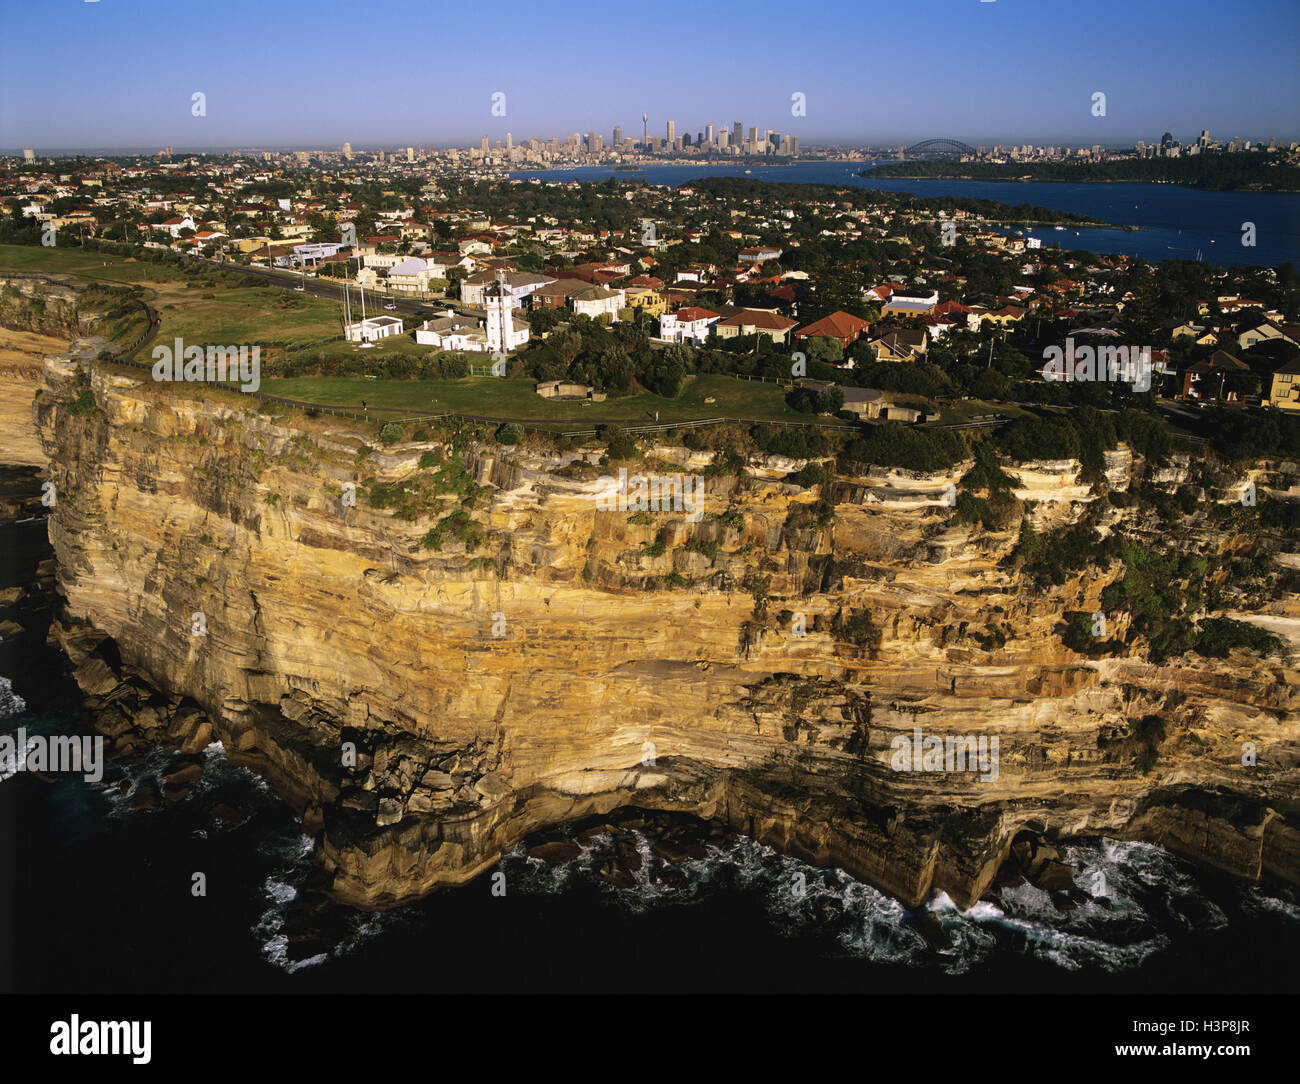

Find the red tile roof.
[
  {"left": 717, "top": 310, "right": 798, "bottom": 331},
  {"left": 795, "top": 311, "right": 871, "bottom": 340}
]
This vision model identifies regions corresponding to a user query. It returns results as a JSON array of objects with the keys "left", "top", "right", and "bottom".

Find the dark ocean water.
[
  {"left": 3, "top": 515, "right": 1299, "bottom": 994},
  {"left": 509, "top": 161, "right": 1300, "bottom": 268}
]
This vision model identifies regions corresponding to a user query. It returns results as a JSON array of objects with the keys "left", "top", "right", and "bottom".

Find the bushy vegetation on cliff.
[{"left": 838, "top": 424, "right": 968, "bottom": 472}]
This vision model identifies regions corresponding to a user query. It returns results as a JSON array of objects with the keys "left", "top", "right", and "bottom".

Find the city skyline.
[{"left": 2, "top": 0, "right": 1298, "bottom": 151}]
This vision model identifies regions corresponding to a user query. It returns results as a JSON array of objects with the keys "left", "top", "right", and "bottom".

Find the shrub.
[
  {"left": 1194, "top": 617, "right": 1285, "bottom": 659},
  {"left": 600, "top": 425, "right": 638, "bottom": 461},
  {"left": 379, "top": 423, "right": 403, "bottom": 444},
  {"left": 66, "top": 390, "right": 97, "bottom": 416},
  {"left": 831, "top": 607, "right": 882, "bottom": 650},
  {"left": 496, "top": 422, "right": 524, "bottom": 445}
]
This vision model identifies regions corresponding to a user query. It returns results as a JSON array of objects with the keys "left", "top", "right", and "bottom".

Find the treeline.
[{"left": 866, "top": 152, "right": 1300, "bottom": 193}]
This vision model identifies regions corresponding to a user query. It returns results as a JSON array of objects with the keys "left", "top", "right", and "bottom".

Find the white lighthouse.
[{"left": 485, "top": 282, "right": 525, "bottom": 354}]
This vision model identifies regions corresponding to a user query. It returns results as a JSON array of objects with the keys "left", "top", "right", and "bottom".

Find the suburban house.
[
  {"left": 1172, "top": 323, "right": 1219, "bottom": 347},
  {"left": 880, "top": 290, "right": 939, "bottom": 317},
  {"left": 1239, "top": 320, "right": 1300, "bottom": 351},
  {"left": 869, "top": 330, "right": 929, "bottom": 362},
  {"left": 151, "top": 215, "right": 196, "bottom": 238},
  {"left": 713, "top": 308, "right": 798, "bottom": 345},
  {"left": 1266, "top": 358, "right": 1300, "bottom": 411},
  {"left": 659, "top": 306, "right": 721, "bottom": 345},
  {"left": 287, "top": 242, "right": 343, "bottom": 267},
  {"left": 737, "top": 246, "right": 783, "bottom": 263},
  {"left": 533, "top": 278, "right": 593, "bottom": 310},
  {"left": 461, "top": 269, "right": 556, "bottom": 308},
  {"left": 427, "top": 252, "right": 477, "bottom": 278},
  {"left": 569, "top": 284, "right": 625, "bottom": 321},
  {"left": 384, "top": 257, "right": 446, "bottom": 294},
  {"left": 1178, "top": 351, "right": 1253, "bottom": 402},
  {"left": 979, "top": 304, "right": 1027, "bottom": 327},
  {"left": 794, "top": 311, "right": 871, "bottom": 350},
  {"left": 624, "top": 286, "right": 667, "bottom": 316}
]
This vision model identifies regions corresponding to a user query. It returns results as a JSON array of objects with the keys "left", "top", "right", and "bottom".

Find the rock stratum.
[{"left": 21, "top": 352, "right": 1300, "bottom": 911}]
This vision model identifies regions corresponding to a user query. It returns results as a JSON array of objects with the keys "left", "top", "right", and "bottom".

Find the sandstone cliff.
[{"left": 27, "top": 352, "right": 1300, "bottom": 911}]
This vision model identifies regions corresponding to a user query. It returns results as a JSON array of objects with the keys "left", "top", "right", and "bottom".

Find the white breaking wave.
[{"left": 0, "top": 676, "right": 26, "bottom": 721}]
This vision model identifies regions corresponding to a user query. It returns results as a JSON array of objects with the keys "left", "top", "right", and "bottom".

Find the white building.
[
  {"left": 414, "top": 305, "right": 529, "bottom": 354},
  {"left": 344, "top": 315, "right": 405, "bottom": 343},
  {"left": 290, "top": 242, "right": 345, "bottom": 267},
  {"left": 569, "top": 284, "right": 625, "bottom": 321},
  {"left": 386, "top": 257, "right": 442, "bottom": 294},
  {"left": 659, "top": 306, "right": 721, "bottom": 345}
]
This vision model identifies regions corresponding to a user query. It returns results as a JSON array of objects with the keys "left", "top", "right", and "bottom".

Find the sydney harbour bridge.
[{"left": 900, "top": 138, "right": 977, "bottom": 157}]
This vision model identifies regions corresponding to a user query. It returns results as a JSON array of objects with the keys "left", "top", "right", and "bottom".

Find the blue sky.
[{"left": 2, "top": 0, "right": 1297, "bottom": 151}]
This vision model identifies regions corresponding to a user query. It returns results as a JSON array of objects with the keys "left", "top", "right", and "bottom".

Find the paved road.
[{"left": 191, "top": 255, "right": 464, "bottom": 319}]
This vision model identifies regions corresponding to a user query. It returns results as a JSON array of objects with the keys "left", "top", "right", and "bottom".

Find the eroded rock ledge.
[{"left": 32, "top": 357, "right": 1300, "bottom": 909}]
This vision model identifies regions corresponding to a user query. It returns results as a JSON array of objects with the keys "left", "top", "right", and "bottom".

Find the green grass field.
[
  {"left": 0, "top": 243, "right": 187, "bottom": 286},
  {"left": 157, "top": 287, "right": 342, "bottom": 345}
]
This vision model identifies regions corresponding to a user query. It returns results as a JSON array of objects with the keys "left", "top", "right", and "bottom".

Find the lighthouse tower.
[{"left": 484, "top": 282, "right": 513, "bottom": 354}]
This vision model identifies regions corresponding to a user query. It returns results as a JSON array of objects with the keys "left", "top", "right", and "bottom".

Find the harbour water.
[{"left": 510, "top": 161, "right": 1300, "bottom": 268}]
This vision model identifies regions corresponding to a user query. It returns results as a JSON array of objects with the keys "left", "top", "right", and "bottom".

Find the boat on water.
[
  {"left": 1053, "top": 226, "right": 1065, "bottom": 231},
  {"left": 614, "top": 165, "right": 643, "bottom": 172},
  {"left": 744, "top": 169, "right": 751, "bottom": 174}
]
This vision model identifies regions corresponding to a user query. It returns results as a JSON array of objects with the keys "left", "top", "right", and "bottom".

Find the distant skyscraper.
[
  {"left": 705, "top": 123, "right": 715, "bottom": 144},
  {"left": 506, "top": 132, "right": 513, "bottom": 151},
  {"left": 732, "top": 121, "right": 742, "bottom": 145},
  {"left": 613, "top": 125, "right": 622, "bottom": 146},
  {"left": 790, "top": 136, "right": 799, "bottom": 156},
  {"left": 643, "top": 113, "right": 648, "bottom": 148},
  {"left": 683, "top": 133, "right": 692, "bottom": 147},
  {"left": 406, "top": 146, "right": 414, "bottom": 162},
  {"left": 22, "top": 148, "right": 35, "bottom": 162},
  {"left": 666, "top": 120, "right": 675, "bottom": 144},
  {"left": 748, "top": 127, "right": 757, "bottom": 144},
  {"left": 342, "top": 142, "right": 352, "bottom": 160},
  {"left": 481, "top": 135, "right": 489, "bottom": 156}
]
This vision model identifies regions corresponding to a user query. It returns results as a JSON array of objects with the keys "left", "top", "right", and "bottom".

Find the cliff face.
[
  {"left": 0, "top": 274, "right": 116, "bottom": 470},
  {"left": 32, "top": 356, "right": 1300, "bottom": 910}
]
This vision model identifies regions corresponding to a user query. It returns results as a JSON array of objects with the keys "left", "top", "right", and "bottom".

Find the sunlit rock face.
[{"left": 29, "top": 357, "right": 1300, "bottom": 910}]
